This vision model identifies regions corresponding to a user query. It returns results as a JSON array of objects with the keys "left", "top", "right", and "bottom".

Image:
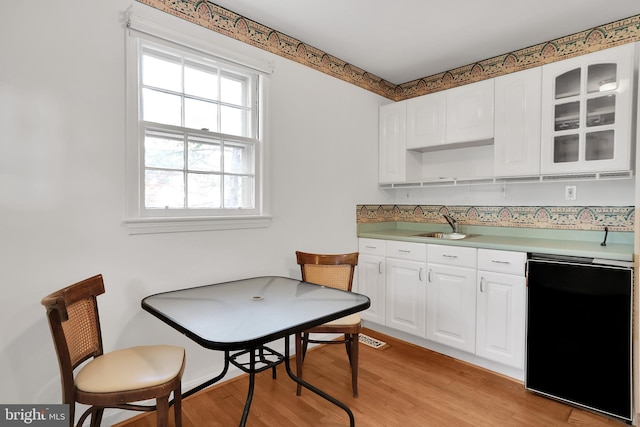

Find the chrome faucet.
[{"left": 443, "top": 214, "right": 459, "bottom": 233}]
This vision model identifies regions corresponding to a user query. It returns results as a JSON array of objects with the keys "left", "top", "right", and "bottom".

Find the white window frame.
[{"left": 124, "top": 16, "right": 271, "bottom": 235}]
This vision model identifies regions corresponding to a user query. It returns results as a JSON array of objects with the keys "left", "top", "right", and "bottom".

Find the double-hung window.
[{"left": 125, "top": 22, "right": 269, "bottom": 234}]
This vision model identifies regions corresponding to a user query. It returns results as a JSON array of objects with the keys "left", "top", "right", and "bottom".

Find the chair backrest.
[
  {"left": 295, "top": 251, "right": 359, "bottom": 291},
  {"left": 41, "top": 274, "right": 106, "bottom": 403}
]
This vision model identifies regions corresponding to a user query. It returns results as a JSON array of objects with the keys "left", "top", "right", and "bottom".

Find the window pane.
[
  {"left": 554, "top": 101, "right": 580, "bottom": 131},
  {"left": 145, "top": 170, "right": 184, "bottom": 208},
  {"left": 586, "top": 95, "right": 615, "bottom": 127},
  {"left": 221, "top": 73, "right": 246, "bottom": 105},
  {"left": 586, "top": 130, "right": 614, "bottom": 160},
  {"left": 142, "top": 50, "right": 182, "bottom": 92},
  {"left": 221, "top": 105, "right": 248, "bottom": 136},
  {"left": 224, "top": 141, "right": 254, "bottom": 174},
  {"left": 587, "top": 63, "right": 617, "bottom": 93},
  {"left": 142, "top": 88, "right": 182, "bottom": 126},
  {"left": 135, "top": 39, "right": 261, "bottom": 218},
  {"left": 185, "top": 62, "right": 218, "bottom": 99},
  {"left": 185, "top": 98, "right": 218, "bottom": 131},
  {"left": 555, "top": 68, "right": 580, "bottom": 99},
  {"left": 188, "top": 138, "right": 221, "bottom": 172},
  {"left": 145, "top": 132, "right": 184, "bottom": 169},
  {"left": 553, "top": 135, "right": 579, "bottom": 163},
  {"left": 224, "top": 175, "right": 254, "bottom": 208},
  {"left": 188, "top": 173, "right": 221, "bottom": 208}
]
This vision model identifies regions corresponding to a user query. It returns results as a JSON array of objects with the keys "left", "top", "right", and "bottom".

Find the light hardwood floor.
[{"left": 115, "top": 329, "right": 626, "bottom": 427}]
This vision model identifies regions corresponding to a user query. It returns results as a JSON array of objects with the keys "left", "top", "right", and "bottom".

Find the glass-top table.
[{"left": 142, "top": 276, "right": 370, "bottom": 426}]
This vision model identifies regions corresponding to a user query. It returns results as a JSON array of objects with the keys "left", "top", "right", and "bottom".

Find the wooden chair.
[
  {"left": 41, "top": 274, "right": 185, "bottom": 427},
  {"left": 295, "top": 251, "right": 361, "bottom": 397}
]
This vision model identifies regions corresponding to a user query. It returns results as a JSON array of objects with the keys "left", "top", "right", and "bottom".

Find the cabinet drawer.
[
  {"left": 477, "top": 249, "right": 526, "bottom": 276},
  {"left": 386, "top": 240, "right": 427, "bottom": 262},
  {"left": 428, "top": 244, "right": 476, "bottom": 268},
  {"left": 359, "top": 238, "right": 386, "bottom": 256}
]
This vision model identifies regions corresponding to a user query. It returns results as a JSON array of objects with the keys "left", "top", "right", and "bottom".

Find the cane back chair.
[
  {"left": 295, "top": 251, "right": 361, "bottom": 397},
  {"left": 41, "top": 274, "right": 185, "bottom": 427}
]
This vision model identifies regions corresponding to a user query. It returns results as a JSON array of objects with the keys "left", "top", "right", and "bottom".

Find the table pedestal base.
[{"left": 178, "top": 337, "right": 355, "bottom": 427}]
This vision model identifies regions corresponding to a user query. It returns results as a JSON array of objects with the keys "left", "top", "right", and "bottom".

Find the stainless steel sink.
[{"left": 413, "top": 232, "right": 469, "bottom": 240}]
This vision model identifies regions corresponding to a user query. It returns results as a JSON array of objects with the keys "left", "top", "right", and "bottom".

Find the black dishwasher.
[{"left": 526, "top": 254, "right": 633, "bottom": 422}]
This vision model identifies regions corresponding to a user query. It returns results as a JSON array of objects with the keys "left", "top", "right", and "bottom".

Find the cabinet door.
[
  {"left": 385, "top": 258, "right": 427, "bottom": 336},
  {"left": 476, "top": 270, "right": 525, "bottom": 368},
  {"left": 406, "top": 91, "right": 446, "bottom": 149},
  {"left": 357, "top": 254, "right": 386, "bottom": 324},
  {"left": 494, "top": 67, "right": 542, "bottom": 177},
  {"left": 426, "top": 263, "right": 476, "bottom": 352},
  {"left": 541, "top": 43, "right": 634, "bottom": 174},
  {"left": 379, "top": 102, "right": 421, "bottom": 184},
  {"left": 446, "top": 79, "right": 494, "bottom": 144}
]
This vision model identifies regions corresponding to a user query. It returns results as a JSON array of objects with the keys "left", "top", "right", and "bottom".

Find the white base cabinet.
[
  {"left": 357, "top": 239, "right": 386, "bottom": 324},
  {"left": 385, "top": 241, "right": 427, "bottom": 337},
  {"left": 357, "top": 238, "right": 527, "bottom": 372},
  {"left": 475, "top": 249, "right": 527, "bottom": 369},
  {"left": 426, "top": 244, "right": 477, "bottom": 353}
]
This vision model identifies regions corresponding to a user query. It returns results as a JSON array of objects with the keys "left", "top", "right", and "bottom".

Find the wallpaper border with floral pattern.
[
  {"left": 137, "top": 0, "right": 640, "bottom": 101},
  {"left": 356, "top": 205, "right": 635, "bottom": 232}
]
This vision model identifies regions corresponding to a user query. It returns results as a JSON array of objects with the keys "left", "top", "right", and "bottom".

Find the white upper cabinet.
[
  {"left": 446, "top": 79, "right": 494, "bottom": 145},
  {"left": 541, "top": 43, "right": 635, "bottom": 174},
  {"left": 379, "top": 102, "right": 421, "bottom": 183},
  {"left": 404, "top": 79, "right": 494, "bottom": 151},
  {"left": 494, "top": 67, "right": 542, "bottom": 177},
  {"left": 406, "top": 91, "right": 446, "bottom": 149}
]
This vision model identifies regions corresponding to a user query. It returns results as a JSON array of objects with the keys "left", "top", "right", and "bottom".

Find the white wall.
[{"left": 0, "top": 0, "right": 386, "bottom": 420}]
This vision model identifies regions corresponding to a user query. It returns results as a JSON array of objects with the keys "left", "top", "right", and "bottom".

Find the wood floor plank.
[{"left": 114, "top": 329, "right": 627, "bottom": 427}]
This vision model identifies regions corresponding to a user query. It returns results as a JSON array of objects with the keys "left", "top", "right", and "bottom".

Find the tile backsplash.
[{"left": 357, "top": 205, "right": 634, "bottom": 232}]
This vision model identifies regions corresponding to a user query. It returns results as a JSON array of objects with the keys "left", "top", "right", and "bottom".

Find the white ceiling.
[{"left": 211, "top": 0, "right": 639, "bottom": 85}]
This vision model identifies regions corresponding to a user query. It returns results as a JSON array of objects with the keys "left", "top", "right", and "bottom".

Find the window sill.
[{"left": 124, "top": 215, "right": 272, "bottom": 235}]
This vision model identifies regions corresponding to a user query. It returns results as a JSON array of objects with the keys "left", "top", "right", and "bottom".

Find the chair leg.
[
  {"left": 173, "top": 383, "right": 183, "bottom": 427},
  {"left": 301, "top": 332, "right": 310, "bottom": 360},
  {"left": 90, "top": 408, "right": 103, "bottom": 427},
  {"left": 156, "top": 395, "right": 169, "bottom": 427},
  {"left": 295, "top": 332, "right": 303, "bottom": 396},
  {"left": 350, "top": 333, "right": 359, "bottom": 398},
  {"left": 344, "top": 333, "right": 352, "bottom": 362}
]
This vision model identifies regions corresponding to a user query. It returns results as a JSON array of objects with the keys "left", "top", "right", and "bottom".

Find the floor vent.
[{"left": 359, "top": 334, "right": 386, "bottom": 349}]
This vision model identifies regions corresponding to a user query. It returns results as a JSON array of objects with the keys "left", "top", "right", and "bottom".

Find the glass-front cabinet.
[{"left": 541, "top": 43, "right": 634, "bottom": 174}]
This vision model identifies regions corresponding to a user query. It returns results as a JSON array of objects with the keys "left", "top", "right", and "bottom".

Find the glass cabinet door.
[{"left": 542, "top": 43, "right": 633, "bottom": 174}]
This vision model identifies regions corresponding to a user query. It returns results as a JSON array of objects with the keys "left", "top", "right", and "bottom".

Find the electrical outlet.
[{"left": 565, "top": 185, "right": 577, "bottom": 201}]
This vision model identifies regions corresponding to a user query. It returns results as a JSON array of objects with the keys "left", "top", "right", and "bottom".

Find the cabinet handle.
[
  {"left": 480, "top": 277, "right": 486, "bottom": 292},
  {"left": 443, "top": 254, "right": 458, "bottom": 258},
  {"left": 419, "top": 268, "right": 424, "bottom": 281},
  {"left": 492, "top": 260, "right": 510, "bottom": 264},
  {"left": 399, "top": 249, "right": 411, "bottom": 253},
  {"left": 428, "top": 269, "right": 433, "bottom": 283},
  {"left": 378, "top": 261, "right": 383, "bottom": 274},
  {"left": 365, "top": 245, "right": 377, "bottom": 249}
]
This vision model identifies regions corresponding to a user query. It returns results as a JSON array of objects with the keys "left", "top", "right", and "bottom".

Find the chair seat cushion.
[
  {"left": 75, "top": 345, "right": 185, "bottom": 393},
  {"left": 323, "top": 313, "right": 361, "bottom": 326}
]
